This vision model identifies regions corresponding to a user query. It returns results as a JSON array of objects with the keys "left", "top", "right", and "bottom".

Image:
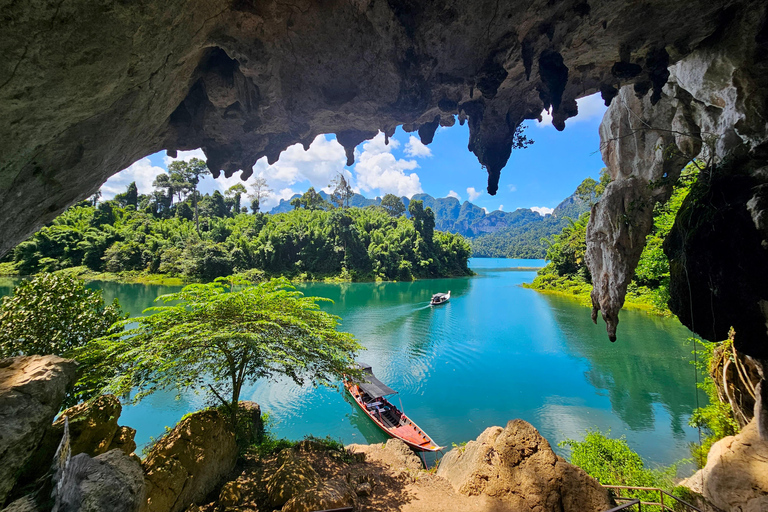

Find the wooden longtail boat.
[{"left": 345, "top": 363, "right": 442, "bottom": 452}]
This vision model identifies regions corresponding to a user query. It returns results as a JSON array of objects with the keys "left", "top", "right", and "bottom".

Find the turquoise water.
[{"left": 0, "top": 259, "right": 703, "bottom": 467}]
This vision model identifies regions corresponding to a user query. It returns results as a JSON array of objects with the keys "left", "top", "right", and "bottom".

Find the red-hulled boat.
[{"left": 345, "top": 363, "right": 442, "bottom": 452}]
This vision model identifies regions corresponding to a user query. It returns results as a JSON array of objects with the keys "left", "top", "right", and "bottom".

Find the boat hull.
[{"left": 345, "top": 381, "right": 442, "bottom": 452}]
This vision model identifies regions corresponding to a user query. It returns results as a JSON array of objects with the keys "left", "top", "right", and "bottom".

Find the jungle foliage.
[
  {"left": 7, "top": 181, "right": 471, "bottom": 282},
  {"left": 0, "top": 273, "right": 126, "bottom": 405},
  {"left": 529, "top": 164, "right": 700, "bottom": 313}
]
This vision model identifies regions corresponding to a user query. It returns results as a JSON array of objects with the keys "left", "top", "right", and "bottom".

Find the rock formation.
[
  {"left": 0, "top": 356, "right": 78, "bottom": 507},
  {"left": 680, "top": 418, "right": 768, "bottom": 512},
  {"left": 1, "top": 0, "right": 762, "bottom": 260},
  {"left": 14, "top": 394, "right": 138, "bottom": 494},
  {"left": 53, "top": 449, "right": 145, "bottom": 512},
  {"left": 141, "top": 408, "right": 238, "bottom": 512},
  {"left": 436, "top": 419, "right": 614, "bottom": 512},
  {"left": 586, "top": 5, "right": 768, "bottom": 360}
]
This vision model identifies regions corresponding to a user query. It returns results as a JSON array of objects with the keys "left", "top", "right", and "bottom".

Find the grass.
[{"left": 524, "top": 266, "right": 670, "bottom": 316}]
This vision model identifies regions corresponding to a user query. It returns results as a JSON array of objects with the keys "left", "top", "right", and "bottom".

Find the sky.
[{"left": 101, "top": 93, "right": 608, "bottom": 215}]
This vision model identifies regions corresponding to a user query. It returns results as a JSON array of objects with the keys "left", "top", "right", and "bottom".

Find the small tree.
[
  {"left": 248, "top": 176, "right": 273, "bottom": 213},
  {"left": 125, "top": 182, "right": 138, "bottom": 208},
  {"left": 82, "top": 277, "right": 360, "bottom": 425},
  {"left": 380, "top": 194, "right": 406, "bottom": 217},
  {"left": 168, "top": 158, "right": 210, "bottom": 234},
  {"left": 291, "top": 187, "right": 329, "bottom": 211},
  {"left": 329, "top": 173, "right": 353, "bottom": 209},
  {"left": 226, "top": 183, "right": 247, "bottom": 214},
  {"left": 0, "top": 274, "right": 126, "bottom": 405}
]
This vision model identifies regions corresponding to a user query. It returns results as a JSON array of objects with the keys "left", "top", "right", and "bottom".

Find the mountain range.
[{"left": 269, "top": 186, "right": 591, "bottom": 258}]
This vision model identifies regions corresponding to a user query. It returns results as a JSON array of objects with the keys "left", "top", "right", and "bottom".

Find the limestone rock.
[
  {"left": 1, "top": 496, "right": 41, "bottom": 512},
  {"left": 0, "top": 356, "right": 77, "bottom": 507},
  {"left": 54, "top": 449, "right": 145, "bottom": 512},
  {"left": 680, "top": 419, "right": 768, "bottom": 512},
  {"left": 141, "top": 409, "right": 238, "bottom": 512},
  {"left": 586, "top": 6, "right": 768, "bottom": 357},
  {"left": 264, "top": 449, "right": 319, "bottom": 508},
  {"left": 1, "top": 0, "right": 762, "bottom": 257},
  {"left": 436, "top": 419, "right": 613, "bottom": 512},
  {"left": 281, "top": 478, "right": 356, "bottom": 512},
  {"left": 54, "top": 394, "right": 130, "bottom": 456},
  {"left": 15, "top": 394, "right": 137, "bottom": 496}
]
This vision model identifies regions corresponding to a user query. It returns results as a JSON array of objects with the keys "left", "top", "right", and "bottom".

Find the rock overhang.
[{"left": 0, "top": 0, "right": 746, "bottom": 257}]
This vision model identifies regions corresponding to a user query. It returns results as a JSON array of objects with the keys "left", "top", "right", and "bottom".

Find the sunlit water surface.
[{"left": 0, "top": 259, "right": 703, "bottom": 468}]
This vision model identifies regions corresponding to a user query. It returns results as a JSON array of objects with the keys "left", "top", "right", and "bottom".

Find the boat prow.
[{"left": 344, "top": 363, "right": 442, "bottom": 452}]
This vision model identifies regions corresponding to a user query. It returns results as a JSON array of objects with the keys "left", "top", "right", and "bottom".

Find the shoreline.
[{"left": 0, "top": 265, "right": 477, "bottom": 287}]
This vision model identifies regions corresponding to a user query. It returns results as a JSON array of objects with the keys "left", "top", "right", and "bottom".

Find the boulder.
[
  {"left": 679, "top": 419, "right": 768, "bottom": 512},
  {"left": 217, "top": 475, "right": 261, "bottom": 510},
  {"left": 13, "top": 394, "right": 137, "bottom": 497},
  {"left": 436, "top": 419, "right": 614, "bottom": 512},
  {"left": 54, "top": 449, "right": 145, "bottom": 512},
  {"left": 281, "top": 478, "right": 357, "bottom": 512},
  {"left": 55, "top": 394, "right": 126, "bottom": 456},
  {"left": 0, "top": 356, "right": 77, "bottom": 507},
  {"left": 264, "top": 449, "right": 320, "bottom": 508},
  {"left": 141, "top": 409, "right": 238, "bottom": 512}
]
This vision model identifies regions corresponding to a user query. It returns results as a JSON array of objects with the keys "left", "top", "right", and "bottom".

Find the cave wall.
[
  {"left": 0, "top": 0, "right": 754, "bottom": 257},
  {"left": 586, "top": 5, "right": 768, "bottom": 359}
]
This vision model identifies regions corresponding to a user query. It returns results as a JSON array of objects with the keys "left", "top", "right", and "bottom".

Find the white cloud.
[
  {"left": 498, "top": 204, "right": 504, "bottom": 211},
  {"left": 508, "top": 184, "right": 517, "bottom": 192},
  {"left": 404, "top": 135, "right": 433, "bottom": 158},
  {"left": 536, "top": 92, "right": 606, "bottom": 128},
  {"left": 100, "top": 157, "right": 166, "bottom": 200},
  {"left": 530, "top": 206, "right": 554, "bottom": 216},
  {"left": 251, "top": 135, "right": 347, "bottom": 191},
  {"left": 466, "top": 187, "right": 482, "bottom": 201},
  {"left": 353, "top": 133, "right": 423, "bottom": 197},
  {"left": 447, "top": 190, "right": 461, "bottom": 200},
  {"left": 482, "top": 207, "right": 488, "bottom": 214},
  {"left": 163, "top": 148, "right": 206, "bottom": 166}
]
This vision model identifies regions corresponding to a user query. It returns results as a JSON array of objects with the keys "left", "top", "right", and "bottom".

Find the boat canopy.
[
  {"left": 355, "top": 362, "right": 397, "bottom": 397},
  {"left": 432, "top": 292, "right": 448, "bottom": 298}
]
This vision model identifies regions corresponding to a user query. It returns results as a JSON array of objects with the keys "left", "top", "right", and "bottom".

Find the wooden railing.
[{"left": 604, "top": 485, "right": 703, "bottom": 512}]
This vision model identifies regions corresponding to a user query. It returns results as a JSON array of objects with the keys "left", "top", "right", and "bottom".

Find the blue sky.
[{"left": 102, "top": 94, "right": 607, "bottom": 214}]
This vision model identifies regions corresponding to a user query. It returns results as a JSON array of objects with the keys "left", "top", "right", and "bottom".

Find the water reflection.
[{"left": 540, "top": 294, "right": 704, "bottom": 436}]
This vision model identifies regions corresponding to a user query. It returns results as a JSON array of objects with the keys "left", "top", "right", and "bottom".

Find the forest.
[
  {"left": 528, "top": 163, "right": 699, "bottom": 313},
  {"left": 1, "top": 160, "right": 471, "bottom": 282}
]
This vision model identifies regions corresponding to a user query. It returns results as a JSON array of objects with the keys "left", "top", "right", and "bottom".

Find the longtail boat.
[{"left": 345, "top": 363, "right": 442, "bottom": 452}]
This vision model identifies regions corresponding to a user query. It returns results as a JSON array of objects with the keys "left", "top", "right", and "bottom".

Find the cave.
[{"left": 2, "top": 0, "right": 768, "bottom": 361}]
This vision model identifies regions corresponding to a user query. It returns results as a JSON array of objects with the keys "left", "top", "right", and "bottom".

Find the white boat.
[{"left": 430, "top": 291, "right": 450, "bottom": 305}]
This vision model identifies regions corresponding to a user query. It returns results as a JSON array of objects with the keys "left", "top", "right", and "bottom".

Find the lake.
[{"left": 0, "top": 259, "right": 704, "bottom": 468}]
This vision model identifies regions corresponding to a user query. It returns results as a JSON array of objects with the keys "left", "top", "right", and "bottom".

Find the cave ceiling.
[{"left": 0, "top": 0, "right": 750, "bottom": 255}]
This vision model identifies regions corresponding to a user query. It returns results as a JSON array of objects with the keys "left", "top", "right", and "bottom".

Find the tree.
[
  {"left": 226, "top": 183, "right": 247, "bottom": 215},
  {"left": 125, "top": 182, "right": 138, "bottom": 208},
  {"left": 290, "top": 187, "right": 329, "bottom": 211},
  {"left": 248, "top": 176, "right": 272, "bottom": 213},
  {"left": 329, "top": 173, "right": 353, "bottom": 209},
  {"left": 168, "top": 158, "right": 210, "bottom": 234},
  {"left": 0, "top": 273, "right": 126, "bottom": 405},
  {"left": 380, "top": 194, "right": 406, "bottom": 217},
  {"left": 408, "top": 199, "right": 435, "bottom": 243},
  {"left": 83, "top": 277, "right": 360, "bottom": 424}
]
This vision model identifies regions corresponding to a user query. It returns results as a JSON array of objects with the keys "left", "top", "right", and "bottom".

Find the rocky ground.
[{"left": 3, "top": 354, "right": 768, "bottom": 512}]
